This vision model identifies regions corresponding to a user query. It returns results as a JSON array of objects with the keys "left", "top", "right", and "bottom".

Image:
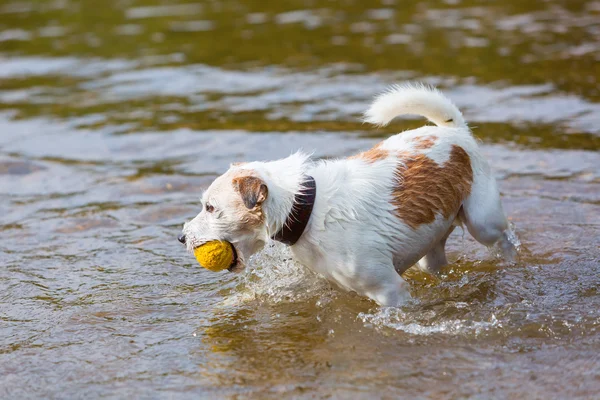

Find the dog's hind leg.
[
  {"left": 417, "top": 225, "right": 455, "bottom": 275},
  {"left": 460, "top": 170, "right": 516, "bottom": 261}
]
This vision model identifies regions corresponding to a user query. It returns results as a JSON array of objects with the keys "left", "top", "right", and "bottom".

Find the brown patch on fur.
[
  {"left": 393, "top": 145, "right": 473, "bottom": 228},
  {"left": 232, "top": 175, "right": 268, "bottom": 209},
  {"left": 349, "top": 142, "right": 389, "bottom": 163},
  {"left": 231, "top": 174, "right": 268, "bottom": 226},
  {"left": 412, "top": 135, "right": 437, "bottom": 150}
]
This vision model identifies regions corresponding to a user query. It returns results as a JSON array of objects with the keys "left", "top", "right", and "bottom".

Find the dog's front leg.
[{"left": 361, "top": 266, "right": 411, "bottom": 307}]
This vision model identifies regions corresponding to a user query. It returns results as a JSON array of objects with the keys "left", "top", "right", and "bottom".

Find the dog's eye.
[{"left": 205, "top": 203, "right": 215, "bottom": 213}]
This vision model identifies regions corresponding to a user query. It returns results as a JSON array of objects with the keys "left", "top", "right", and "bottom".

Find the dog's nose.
[{"left": 178, "top": 234, "right": 186, "bottom": 244}]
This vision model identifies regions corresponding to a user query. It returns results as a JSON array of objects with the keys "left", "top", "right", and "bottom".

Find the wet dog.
[{"left": 179, "top": 84, "right": 516, "bottom": 306}]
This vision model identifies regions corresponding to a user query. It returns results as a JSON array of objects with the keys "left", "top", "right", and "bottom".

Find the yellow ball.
[{"left": 194, "top": 241, "right": 234, "bottom": 272}]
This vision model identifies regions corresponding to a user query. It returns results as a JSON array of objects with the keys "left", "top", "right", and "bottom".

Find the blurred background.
[{"left": 1, "top": 0, "right": 600, "bottom": 398}]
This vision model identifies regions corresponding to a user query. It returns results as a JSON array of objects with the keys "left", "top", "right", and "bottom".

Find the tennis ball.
[{"left": 194, "top": 241, "right": 235, "bottom": 272}]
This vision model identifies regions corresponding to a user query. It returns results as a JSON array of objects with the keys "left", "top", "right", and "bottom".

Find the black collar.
[{"left": 271, "top": 175, "right": 316, "bottom": 246}]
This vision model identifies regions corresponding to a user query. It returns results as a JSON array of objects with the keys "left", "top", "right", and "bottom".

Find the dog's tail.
[{"left": 363, "top": 83, "right": 466, "bottom": 129}]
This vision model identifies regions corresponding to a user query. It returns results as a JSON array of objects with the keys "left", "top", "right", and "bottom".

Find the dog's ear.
[{"left": 232, "top": 176, "right": 268, "bottom": 209}]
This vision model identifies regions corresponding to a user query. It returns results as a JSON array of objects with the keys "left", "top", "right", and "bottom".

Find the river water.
[{"left": 1, "top": 0, "right": 600, "bottom": 398}]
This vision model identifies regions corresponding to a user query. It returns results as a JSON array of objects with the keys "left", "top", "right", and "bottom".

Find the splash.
[
  {"left": 505, "top": 222, "right": 522, "bottom": 250},
  {"left": 222, "top": 242, "right": 331, "bottom": 306},
  {"left": 492, "top": 222, "right": 522, "bottom": 264},
  {"left": 358, "top": 307, "right": 501, "bottom": 336}
]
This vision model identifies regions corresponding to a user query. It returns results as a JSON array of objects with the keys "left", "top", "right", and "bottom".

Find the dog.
[{"left": 179, "top": 83, "right": 516, "bottom": 306}]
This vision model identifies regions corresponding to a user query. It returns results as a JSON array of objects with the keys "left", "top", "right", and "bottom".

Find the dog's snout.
[{"left": 178, "top": 234, "right": 186, "bottom": 244}]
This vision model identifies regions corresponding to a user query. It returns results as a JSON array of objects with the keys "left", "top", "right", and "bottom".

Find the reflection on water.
[{"left": 1, "top": 0, "right": 599, "bottom": 398}]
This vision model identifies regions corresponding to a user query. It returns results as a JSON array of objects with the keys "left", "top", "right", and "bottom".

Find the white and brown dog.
[{"left": 179, "top": 84, "right": 516, "bottom": 306}]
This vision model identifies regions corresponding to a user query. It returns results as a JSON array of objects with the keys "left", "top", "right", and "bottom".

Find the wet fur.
[{"left": 181, "top": 83, "right": 515, "bottom": 306}]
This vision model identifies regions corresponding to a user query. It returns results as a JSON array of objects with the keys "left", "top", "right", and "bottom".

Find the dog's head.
[{"left": 179, "top": 167, "right": 269, "bottom": 273}]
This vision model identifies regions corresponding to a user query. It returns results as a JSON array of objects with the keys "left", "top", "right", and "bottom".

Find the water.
[{"left": 1, "top": 0, "right": 599, "bottom": 398}]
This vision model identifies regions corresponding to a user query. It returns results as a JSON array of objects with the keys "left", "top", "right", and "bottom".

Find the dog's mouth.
[{"left": 227, "top": 243, "right": 239, "bottom": 272}]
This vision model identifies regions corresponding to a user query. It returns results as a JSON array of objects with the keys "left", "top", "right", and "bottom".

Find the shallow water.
[{"left": 1, "top": 0, "right": 600, "bottom": 398}]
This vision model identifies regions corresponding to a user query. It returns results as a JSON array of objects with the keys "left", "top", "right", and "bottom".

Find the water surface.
[{"left": 1, "top": 0, "right": 599, "bottom": 398}]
